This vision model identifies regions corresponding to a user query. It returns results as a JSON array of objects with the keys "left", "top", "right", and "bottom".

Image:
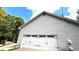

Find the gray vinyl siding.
[{"left": 17, "top": 14, "right": 79, "bottom": 50}]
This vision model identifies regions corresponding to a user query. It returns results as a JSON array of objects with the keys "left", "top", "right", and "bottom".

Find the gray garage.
[{"left": 17, "top": 11, "right": 79, "bottom": 51}]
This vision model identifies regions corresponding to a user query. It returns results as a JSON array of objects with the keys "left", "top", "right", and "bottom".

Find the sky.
[
  {"left": 1, "top": 0, "right": 79, "bottom": 22},
  {"left": 3, "top": 7, "right": 33, "bottom": 22},
  {"left": 3, "top": 7, "right": 70, "bottom": 22},
  {"left": 53, "top": 7, "right": 70, "bottom": 16},
  {"left": 24, "top": 0, "right": 79, "bottom": 20}
]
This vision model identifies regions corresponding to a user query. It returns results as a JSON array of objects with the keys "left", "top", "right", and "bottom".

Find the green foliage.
[{"left": 0, "top": 7, "right": 24, "bottom": 43}]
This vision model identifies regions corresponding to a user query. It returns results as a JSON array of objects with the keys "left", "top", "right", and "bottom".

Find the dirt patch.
[{"left": 13, "top": 48, "right": 42, "bottom": 51}]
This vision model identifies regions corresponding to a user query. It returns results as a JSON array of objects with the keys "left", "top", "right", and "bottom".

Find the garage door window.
[
  {"left": 23, "top": 34, "right": 57, "bottom": 38},
  {"left": 23, "top": 35, "right": 30, "bottom": 37},
  {"left": 47, "top": 35, "right": 55, "bottom": 38},
  {"left": 32, "top": 35, "right": 37, "bottom": 37},
  {"left": 39, "top": 35, "right": 46, "bottom": 37}
]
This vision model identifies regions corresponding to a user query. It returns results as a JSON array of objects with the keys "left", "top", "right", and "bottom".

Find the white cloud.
[
  {"left": 0, "top": 0, "right": 79, "bottom": 20},
  {"left": 25, "top": 0, "right": 63, "bottom": 18},
  {"left": 25, "top": 0, "right": 79, "bottom": 20}
]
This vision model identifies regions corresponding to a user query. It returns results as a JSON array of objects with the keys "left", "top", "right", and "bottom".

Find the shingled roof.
[{"left": 19, "top": 11, "right": 79, "bottom": 30}]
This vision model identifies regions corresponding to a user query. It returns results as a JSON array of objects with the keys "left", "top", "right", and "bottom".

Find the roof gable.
[{"left": 19, "top": 11, "right": 79, "bottom": 30}]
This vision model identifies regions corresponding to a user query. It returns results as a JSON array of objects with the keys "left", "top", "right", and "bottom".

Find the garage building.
[{"left": 17, "top": 11, "right": 79, "bottom": 51}]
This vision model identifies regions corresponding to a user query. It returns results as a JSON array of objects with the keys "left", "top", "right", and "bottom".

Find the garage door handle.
[{"left": 35, "top": 45, "right": 40, "bottom": 47}]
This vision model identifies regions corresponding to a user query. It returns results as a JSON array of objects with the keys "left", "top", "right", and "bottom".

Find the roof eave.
[{"left": 19, "top": 11, "right": 79, "bottom": 30}]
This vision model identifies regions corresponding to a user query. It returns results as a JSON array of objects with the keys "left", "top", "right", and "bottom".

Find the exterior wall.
[{"left": 17, "top": 14, "right": 79, "bottom": 50}]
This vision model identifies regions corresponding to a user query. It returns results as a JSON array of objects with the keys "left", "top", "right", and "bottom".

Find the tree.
[
  {"left": 0, "top": 7, "right": 8, "bottom": 44},
  {"left": 0, "top": 7, "right": 24, "bottom": 44},
  {"left": 12, "top": 16, "right": 24, "bottom": 42}
]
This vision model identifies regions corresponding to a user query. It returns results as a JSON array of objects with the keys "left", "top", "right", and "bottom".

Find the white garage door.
[{"left": 21, "top": 35, "right": 58, "bottom": 50}]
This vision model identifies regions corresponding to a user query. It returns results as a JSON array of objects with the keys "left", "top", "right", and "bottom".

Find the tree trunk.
[{"left": 13, "top": 35, "right": 16, "bottom": 43}]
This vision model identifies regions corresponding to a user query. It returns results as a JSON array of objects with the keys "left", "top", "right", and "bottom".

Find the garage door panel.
[{"left": 21, "top": 37, "right": 58, "bottom": 50}]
